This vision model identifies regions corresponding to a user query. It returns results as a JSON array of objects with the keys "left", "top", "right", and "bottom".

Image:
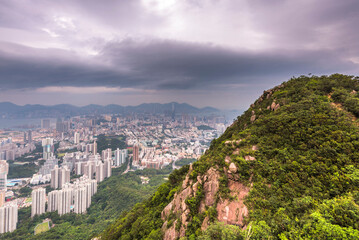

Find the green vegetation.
[
  {"left": 197, "top": 125, "right": 214, "bottom": 130},
  {"left": 18, "top": 187, "right": 32, "bottom": 198},
  {"left": 96, "top": 134, "right": 127, "bottom": 152},
  {"left": 101, "top": 166, "right": 190, "bottom": 240},
  {"left": 175, "top": 158, "right": 197, "bottom": 167},
  {"left": 8, "top": 162, "right": 40, "bottom": 178},
  {"left": 100, "top": 74, "right": 359, "bottom": 239},
  {"left": 8, "top": 144, "right": 43, "bottom": 178},
  {"left": 34, "top": 221, "right": 50, "bottom": 235}
]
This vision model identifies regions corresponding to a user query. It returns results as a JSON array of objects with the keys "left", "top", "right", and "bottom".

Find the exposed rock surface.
[
  {"left": 217, "top": 180, "right": 250, "bottom": 227},
  {"left": 162, "top": 165, "right": 250, "bottom": 238},
  {"left": 229, "top": 162, "right": 237, "bottom": 173},
  {"left": 244, "top": 155, "right": 256, "bottom": 161}
]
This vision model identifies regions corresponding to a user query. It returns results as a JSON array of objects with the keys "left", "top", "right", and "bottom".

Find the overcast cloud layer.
[{"left": 0, "top": 0, "right": 358, "bottom": 109}]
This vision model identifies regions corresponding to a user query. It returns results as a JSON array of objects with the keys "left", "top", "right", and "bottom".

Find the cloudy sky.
[{"left": 0, "top": 0, "right": 358, "bottom": 110}]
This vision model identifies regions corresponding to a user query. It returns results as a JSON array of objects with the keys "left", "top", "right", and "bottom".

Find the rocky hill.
[{"left": 100, "top": 74, "right": 359, "bottom": 239}]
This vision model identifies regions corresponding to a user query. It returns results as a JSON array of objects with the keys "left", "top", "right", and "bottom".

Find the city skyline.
[{"left": 0, "top": 0, "right": 358, "bottom": 109}]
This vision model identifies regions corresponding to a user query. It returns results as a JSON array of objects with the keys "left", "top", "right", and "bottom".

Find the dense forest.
[{"left": 100, "top": 74, "right": 359, "bottom": 239}]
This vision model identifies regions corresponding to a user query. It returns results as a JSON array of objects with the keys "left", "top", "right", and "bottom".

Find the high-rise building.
[
  {"left": 113, "top": 149, "right": 128, "bottom": 167},
  {"left": 95, "top": 162, "right": 104, "bottom": 183},
  {"left": 121, "top": 149, "right": 128, "bottom": 165},
  {"left": 50, "top": 166, "right": 59, "bottom": 189},
  {"left": 39, "top": 157, "right": 58, "bottom": 175},
  {"left": 74, "top": 132, "right": 80, "bottom": 144},
  {"left": 84, "top": 162, "right": 95, "bottom": 179},
  {"left": 57, "top": 187, "right": 72, "bottom": 215},
  {"left": 42, "top": 138, "right": 54, "bottom": 160},
  {"left": 27, "top": 130, "right": 32, "bottom": 143},
  {"left": 0, "top": 202, "right": 18, "bottom": 233},
  {"left": 114, "top": 148, "right": 121, "bottom": 166},
  {"left": 41, "top": 119, "right": 51, "bottom": 129},
  {"left": 133, "top": 144, "right": 139, "bottom": 164},
  {"left": 47, "top": 190, "right": 59, "bottom": 212},
  {"left": 93, "top": 140, "right": 97, "bottom": 155},
  {"left": 103, "top": 159, "right": 111, "bottom": 178},
  {"left": 56, "top": 118, "right": 64, "bottom": 133},
  {"left": 0, "top": 191, "right": 5, "bottom": 208},
  {"left": 73, "top": 185, "right": 87, "bottom": 214},
  {"left": 48, "top": 176, "right": 97, "bottom": 216},
  {"left": 31, "top": 188, "right": 46, "bottom": 217},
  {"left": 0, "top": 161, "right": 8, "bottom": 192},
  {"left": 23, "top": 132, "right": 27, "bottom": 143},
  {"left": 51, "top": 166, "right": 70, "bottom": 189},
  {"left": 101, "top": 148, "right": 112, "bottom": 161}
]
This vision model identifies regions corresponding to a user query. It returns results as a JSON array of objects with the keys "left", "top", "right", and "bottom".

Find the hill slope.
[{"left": 100, "top": 74, "right": 359, "bottom": 240}]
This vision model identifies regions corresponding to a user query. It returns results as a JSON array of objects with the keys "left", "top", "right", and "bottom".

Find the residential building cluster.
[{"left": 0, "top": 138, "right": 36, "bottom": 161}]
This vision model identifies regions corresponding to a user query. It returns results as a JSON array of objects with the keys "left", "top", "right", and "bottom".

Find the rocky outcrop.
[
  {"left": 162, "top": 167, "right": 221, "bottom": 239},
  {"left": 201, "top": 168, "right": 220, "bottom": 208},
  {"left": 250, "top": 110, "right": 256, "bottom": 123},
  {"left": 244, "top": 155, "right": 256, "bottom": 161},
  {"left": 229, "top": 162, "right": 237, "bottom": 173},
  {"left": 162, "top": 165, "right": 250, "bottom": 238},
  {"left": 217, "top": 180, "right": 250, "bottom": 227},
  {"left": 270, "top": 101, "right": 280, "bottom": 111}
]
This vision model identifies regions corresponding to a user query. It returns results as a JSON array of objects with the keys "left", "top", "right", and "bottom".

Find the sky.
[{"left": 0, "top": 0, "right": 358, "bottom": 110}]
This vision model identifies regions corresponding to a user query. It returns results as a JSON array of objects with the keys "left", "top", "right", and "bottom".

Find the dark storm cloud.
[
  {"left": 0, "top": 39, "right": 356, "bottom": 90},
  {"left": 0, "top": 0, "right": 358, "bottom": 107},
  {"left": 101, "top": 39, "right": 357, "bottom": 89}
]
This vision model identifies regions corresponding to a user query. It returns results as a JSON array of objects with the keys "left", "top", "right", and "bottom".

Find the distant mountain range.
[{"left": 0, "top": 102, "right": 225, "bottom": 119}]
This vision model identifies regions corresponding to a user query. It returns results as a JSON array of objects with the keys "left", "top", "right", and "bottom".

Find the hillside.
[{"left": 100, "top": 74, "right": 359, "bottom": 240}]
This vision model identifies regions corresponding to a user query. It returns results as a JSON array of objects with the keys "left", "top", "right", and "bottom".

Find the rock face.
[
  {"left": 161, "top": 165, "right": 250, "bottom": 238},
  {"left": 216, "top": 180, "right": 250, "bottom": 227}
]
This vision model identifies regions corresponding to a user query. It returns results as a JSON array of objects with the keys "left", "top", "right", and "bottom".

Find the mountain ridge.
[{"left": 0, "top": 102, "right": 223, "bottom": 118}]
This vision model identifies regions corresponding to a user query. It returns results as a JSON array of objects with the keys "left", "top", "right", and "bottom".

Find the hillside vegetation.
[{"left": 100, "top": 74, "right": 359, "bottom": 240}]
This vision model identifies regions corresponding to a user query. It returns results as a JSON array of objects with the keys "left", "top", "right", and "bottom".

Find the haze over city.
[{"left": 1, "top": 0, "right": 359, "bottom": 109}]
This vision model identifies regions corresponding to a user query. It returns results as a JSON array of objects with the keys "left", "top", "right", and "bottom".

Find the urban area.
[{"left": 0, "top": 111, "right": 229, "bottom": 234}]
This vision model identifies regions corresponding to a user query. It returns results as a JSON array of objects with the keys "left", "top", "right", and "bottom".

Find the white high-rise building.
[
  {"left": 93, "top": 140, "right": 97, "bottom": 155},
  {"left": 57, "top": 187, "right": 72, "bottom": 215},
  {"left": 74, "top": 132, "right": 80, "bottom": 144},
  {"left": 101, "top": 148, "right": 112, "bottom": 161},
  {"left": 0, "top": 202, "right": 18, "bottom": 233},
  {"left": 51, "top": 166, "right": 70, "bottom": 189},
  {"left": 84, "top": 162, "right": 95, "bottom": 179},
  {"left": 95, "top": 162, "right": 104, "bottom": 183},
  {"left": 73, "top": 185, "right": 87, "bottom": 214},
  {"left": 50, "top": 166, "right": 59, "bottom": 189},
  {"left": 31, "top": 188, "right": 46, "bottom": 217},
  {"left": 0, "top": 161, "right": 9, "bottom": 192},
  {"left": 48, "top": 176, "right": 97, "bottom": 215},
  {"left": 47, "top": 190, "right": 59, "bottom": 212},
  {"left": 114, "top": 148, "right": 121, "bottom": 166},
  {"left": 121, "top": 149, "right": 128, "bottom": 165},
  {"left": 104, "top": 159, "right": 111, "bottom": 178},
  {"left": 42, "top": 138, "right": 54, "bottom": 160},
  {"left": 114, "top": 149, "right": 127, "bottom": 166},
  {"left": 59, "top": 167, "right": 70, "bottom": 189}
]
